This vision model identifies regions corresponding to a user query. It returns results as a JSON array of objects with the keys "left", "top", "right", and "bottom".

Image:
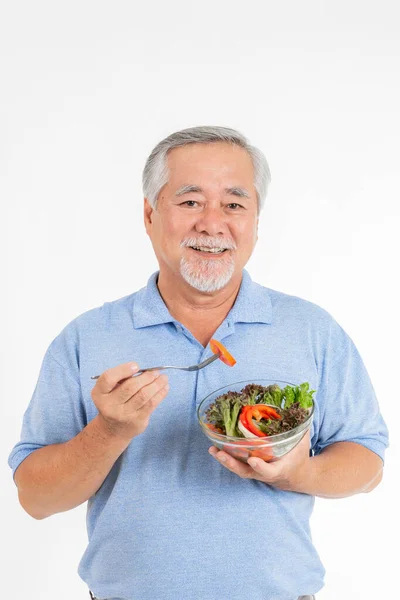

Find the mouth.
[{"left": 189, "top": 246, "right": 229, "bottom": 256}]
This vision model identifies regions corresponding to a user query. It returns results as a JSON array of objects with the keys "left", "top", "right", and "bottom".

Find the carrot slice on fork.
[{"left": 209, "top": 339, "right": 236, "bottom": 367}]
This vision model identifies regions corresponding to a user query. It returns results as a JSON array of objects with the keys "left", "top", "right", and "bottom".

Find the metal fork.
[{"left": 91, "top": 353, "right": 219, "bottom": 379}]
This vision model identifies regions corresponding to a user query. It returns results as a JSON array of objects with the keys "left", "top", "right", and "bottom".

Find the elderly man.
[{"left": 9, "top": 126, "right": 388, "bottom": 600}]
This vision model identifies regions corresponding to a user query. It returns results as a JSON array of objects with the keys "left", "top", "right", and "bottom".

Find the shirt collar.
[{"left": 132, "top": 269, "right": 273, "bottom": 329}]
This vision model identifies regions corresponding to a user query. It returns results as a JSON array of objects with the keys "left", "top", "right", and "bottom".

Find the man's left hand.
[{"left": 209, "top": 430, "right": 312, "bottom": 493}]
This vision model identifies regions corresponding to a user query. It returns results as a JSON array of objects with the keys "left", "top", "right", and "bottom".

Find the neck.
[{"left": 156, "top": 268, "right": 242, "bottom": 342}]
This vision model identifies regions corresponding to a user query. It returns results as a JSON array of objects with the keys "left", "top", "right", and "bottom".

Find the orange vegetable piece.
[
  {"left": 209, "top": 338, "right": 236, "bottom": 367},
  {"left": 205, "top": 423, "right": 224, "bottom": 434},
  {"left": 249, "top": 449, "right": 274, "bottom": 462}
]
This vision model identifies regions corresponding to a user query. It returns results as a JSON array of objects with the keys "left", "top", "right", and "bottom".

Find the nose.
[{"left": 193, "top": 205, "right": 229, "bottom": 236}]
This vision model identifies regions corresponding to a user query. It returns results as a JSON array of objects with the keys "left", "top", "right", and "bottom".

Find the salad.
[{"left": 205, "top": 382, "right": 315, "bottom": 438}]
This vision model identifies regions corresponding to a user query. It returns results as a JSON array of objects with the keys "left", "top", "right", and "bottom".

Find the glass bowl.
[{"left": 197, "top": 379, "right": 314, "bottom": 463}]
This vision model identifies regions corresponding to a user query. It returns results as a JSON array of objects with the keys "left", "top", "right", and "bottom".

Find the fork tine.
[{"left": 186, "top": 354, "right": 219, "bottom": 371}]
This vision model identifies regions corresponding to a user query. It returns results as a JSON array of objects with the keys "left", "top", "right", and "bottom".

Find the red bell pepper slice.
[
  {"left": 209, "top": 339, "right": 236, "bottom": 367},
  {"left": 239, "top": 405, "right": 267, "bottom": 437},
  {"left": 239, "top": 404, "right": 282, "bottom": 438},
  {"left": 251, "top": 405, "right": 282, "bottom": 421},
  {"left": 239, "top": 405, "right": 253, "bottom": 431}
]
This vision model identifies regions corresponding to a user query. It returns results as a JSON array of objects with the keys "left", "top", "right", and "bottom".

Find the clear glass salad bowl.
[{"left": 197, "top": 379, "right": 314, "bottom": 463}]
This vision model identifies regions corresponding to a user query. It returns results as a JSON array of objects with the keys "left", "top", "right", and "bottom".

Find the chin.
[{"left": 179, "top": 257, "right": 236, "bottom": 293}]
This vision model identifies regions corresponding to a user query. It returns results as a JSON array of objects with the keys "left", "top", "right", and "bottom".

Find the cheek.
[
  {"left": 157, "top": 213, "right": 195, "bottom": 255},
  {"left": 155, "top": 213, "right": 177, "bottom": 238},
  {"left": 234, "top": 221, "right": 258, "bottom": 247},
  {"left": 163, "top": 212, "right": 196, "bottom": 237}
]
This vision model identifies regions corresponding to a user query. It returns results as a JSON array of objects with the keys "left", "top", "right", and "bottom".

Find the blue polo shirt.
[{"left": 8, "top": 270, "right": 389, "bottom": 600}]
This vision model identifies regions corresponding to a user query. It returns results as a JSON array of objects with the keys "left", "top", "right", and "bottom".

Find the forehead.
[{"left": 166, "top": 142, "right": 255, "bottom": 186}]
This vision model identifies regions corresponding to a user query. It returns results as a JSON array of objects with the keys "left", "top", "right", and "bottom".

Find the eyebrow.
[
  {"left": 175, "top": 185, "right": 251, "bottom": 198},
  {"left": 226, "top": 187, "right": 251, "bottom": 198},
  {"left": 175, "top": 185, "right": 202, "bottom": 196}
]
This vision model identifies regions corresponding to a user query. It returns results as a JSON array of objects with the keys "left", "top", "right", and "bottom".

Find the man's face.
[{"left": 144, "top": 142, "right": 259, "bottom": 293}]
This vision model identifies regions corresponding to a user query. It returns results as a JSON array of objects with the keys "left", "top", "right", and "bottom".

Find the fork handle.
[
  {"left": 91, "top": 366, "right": 180, "bottom": 380},
  {"left": 91, "top": 354, "right": 219, "bottom": 380}
]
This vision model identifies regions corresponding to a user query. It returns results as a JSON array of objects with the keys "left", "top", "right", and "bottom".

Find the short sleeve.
[
  {"left": 8, "top": 333, "right": 87, "bottom": 481},
  {"left": 313, "top": 322, "right": 389, "bottom": 462}
]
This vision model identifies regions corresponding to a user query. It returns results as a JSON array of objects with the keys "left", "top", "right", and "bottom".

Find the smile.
[{"left": 190, "top": 246, "right": 228, "bottom": 254}]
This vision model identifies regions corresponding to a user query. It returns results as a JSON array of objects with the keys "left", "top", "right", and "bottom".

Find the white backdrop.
[{"left": 1, "top": 1, "right": 399, "bottom": 599}]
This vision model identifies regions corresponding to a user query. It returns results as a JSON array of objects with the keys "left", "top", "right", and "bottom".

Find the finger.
[
  {"left": 136, "top": 377, "right": 170, "bottom": 415},
  {"left": 113, "top": 370, "right": 162, "bottom": 404},
  {"left": 127, "top": 373, "right": 169, "bottom": 410},
  {"left": 95, "top": 362, "right": 140, "bottom": 394},
  {"left": 246, "top": 456, "right": 277, "bottom": 477},
  {"left": 208, "top": 447, "right": 256, "bottom": 479}
]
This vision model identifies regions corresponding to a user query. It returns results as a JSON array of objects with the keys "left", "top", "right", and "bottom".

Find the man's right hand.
[
  {"left": 91, "top": 363, "right": 169, "bottom": 441},
  {"left": 15, "top": 361, "right": 169, "bottom": 519}
]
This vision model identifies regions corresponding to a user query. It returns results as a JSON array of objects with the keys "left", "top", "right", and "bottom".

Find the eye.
[
  {"left": 181, "top": 200, "right": 198, "bottom": 207},
  {"left": 227, "top": 203, "right": 243, "bottom": 210}
]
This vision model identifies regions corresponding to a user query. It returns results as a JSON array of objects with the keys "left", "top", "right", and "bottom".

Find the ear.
[{"left": 144, "top": 198, "right": 154, "bottom": 235}]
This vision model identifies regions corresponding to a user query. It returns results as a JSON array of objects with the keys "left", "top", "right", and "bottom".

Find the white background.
[{"left": 1, "top": 1, "right": 399, "bottom": 599}]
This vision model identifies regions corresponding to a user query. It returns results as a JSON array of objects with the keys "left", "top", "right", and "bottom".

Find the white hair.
[{"left": 142, "top": 126, "right": 271, "bottom": 212}]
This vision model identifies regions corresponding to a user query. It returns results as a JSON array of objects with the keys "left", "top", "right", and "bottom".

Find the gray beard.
[{"left": 180, "top": 255, "right": 235, "bottom": 292}]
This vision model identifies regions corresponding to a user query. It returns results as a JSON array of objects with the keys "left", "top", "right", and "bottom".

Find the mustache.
[{"left": 180, "top": 237, "right": 237, "bottom": 250}]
